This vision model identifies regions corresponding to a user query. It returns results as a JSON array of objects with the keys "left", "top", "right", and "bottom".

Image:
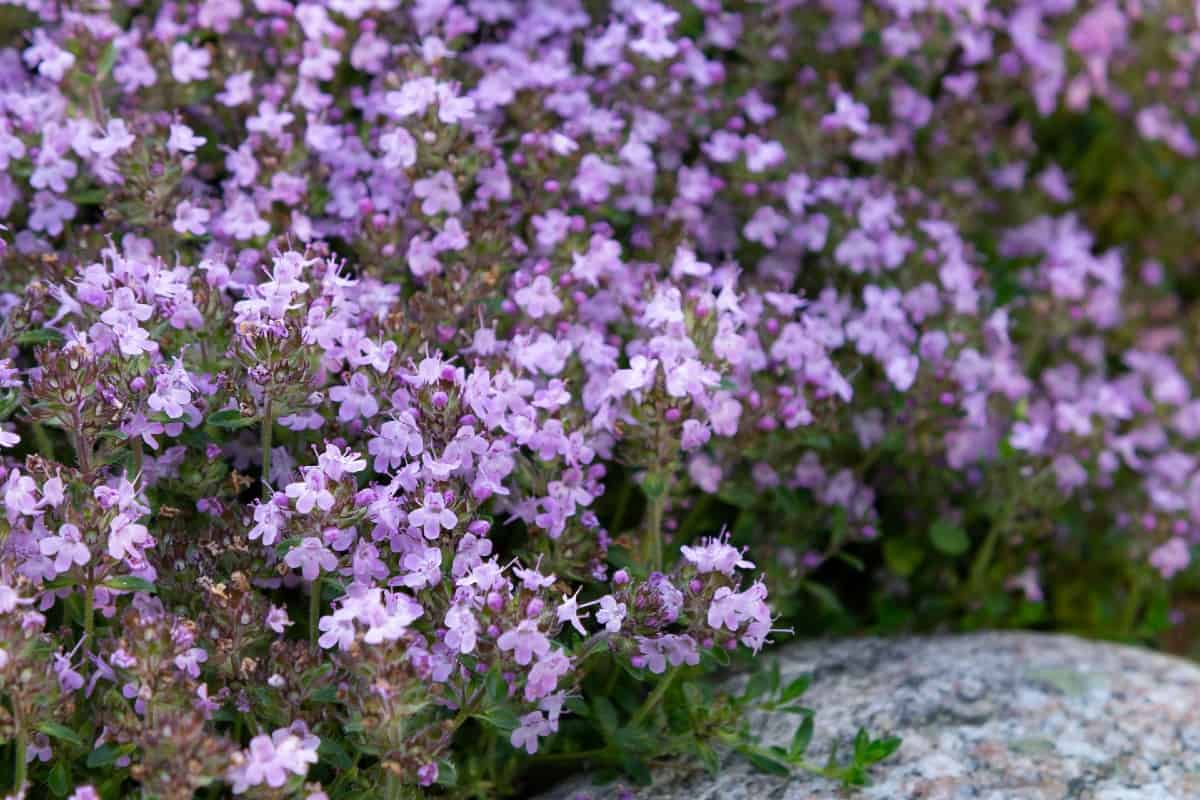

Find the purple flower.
[
  {"left": 266, "top": 605, "right": 292, "bottom": 634},
  {"left": 408, "top": 491, "right": 457, "bottom": 540},
  {"left": 496, "top": 619, "right": 551, "bottom": 666},
  {"left": 556, "top": 590, "right": 588, "bottom": 635},
  {"left": 510, "top": 711, "right": 553, "bottom": 755},
  {"left": 284, "top": 538, "right": 337, "bottom": 582},
  {"left": 329, "top": 372, "right": 379, "bottom": 422},
  {"left": 417, "top": 762, "right": 439, "bottom": 787},
  {"left": 227, "top": 724, "right": 319, "bottom": 794},
  {"left": 514, "top": 276, "right": 563, "bottom": 320},
  {"left": 525, "top": 648, "right": 571, "bottom": 701},
  {"left": 170, "top": 42, "right": 211, "bottom": 83},
  {"left": 167, "top": 123, "right": 206, "bottom": 155},
  {"left": 413, "top": 170, "right": 461, "bottom": 216},
  {"left": 173, "top": 200, "right": 210, "bottom": 235},
  {"left": 286, "top": 467, "right": 335, "bottom": 514},
  {"left": 39, "top": 523, "right": 90, "bottom": 573},
  {"left": 595, "top": 594, "right": 626, "bottom": 633},
  {"left": 107, "top": 515, "right": 151, "bottom": 563}
]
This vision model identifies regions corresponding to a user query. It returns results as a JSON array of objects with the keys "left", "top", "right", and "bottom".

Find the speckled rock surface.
[{"left": 539, "top": 633, "right": 1200, "bottom": 800}]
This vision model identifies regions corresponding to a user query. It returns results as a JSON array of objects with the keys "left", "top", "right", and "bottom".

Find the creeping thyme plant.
[{"left": 4, "top": 0, "right": 1200, "bottom": 797}]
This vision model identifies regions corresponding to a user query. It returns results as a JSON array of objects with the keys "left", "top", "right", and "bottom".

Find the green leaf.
[
  {"left": 86, "top": 743, "right": 133, "bottom": 768},
  {"left": 619, "top": 756, "right": 653, "bottom": 786},
  {"left": 47, "top": 761, "right": 71, "bottom": 797},
  {"left": 864, "top": 736, "right": 902, "bottom": 764},
  {"left": 592, "top": 697, "right": 619, "bottom": 736},
  {"left": 789, "top": 715, "right": 814, "bottom": 759},
  {"left": 317, "top": 738, "right": 354, "bottom": 770},
  {"left": 0, "top": 390, "right": 19, "bottom": 421},
  {"left": 834, "top": 551, "right": 865, "bottom": 571},
  {"left": 43, "top": 574, "right": 78, "bottom": 591},
  {"left": 883, "top": 537, "right": 925, "bottom": 577},
  {"left": 801, "top": 580, "right": 845, "bottom": 614},
  {"left": 738, "top": 747, "right": 791, "bottom": 778},
  {"left": 436, "top": 758, "right": 458, "bottom": 787},
  {"left": 641, "top": 473, "right": 666, "bottom": 499},
  {"left": 780, "top": 674, "right": 811, "bottom": 704},
  {"left": 852, "top": 728, "right": 870, "bottom": 763},
  {"left": 695, "top": 742, "right": 720, "bottom": 775},
  {"left": 207, "top": 409, "right": 257, "bottom": 429},
  {"left": 95, "top": 42, "right": 118, "bottom": 80},
  {"left": 743, "top": 668, "right": 771, "bottom": 700},
  {"left": 37, "top": 721, "right": 84, "bottom": 748},
  {"left": 103, "top": 575, "right": 156, "bottom": 594},
  {"left": 481, "top": 708, "right": 519, "bottom": 733},
  {"left": 716, "top": 484, "right": 756, "bottom": 509},
  {"left": 929, "top": 519, "right": 969, "bottom": 556},
  {"left": 70, "top": 188, "right": 107, "bottom": 205},
  {"left": 606, "top": 544, "right": 634, "bottom": 569},
  {"left": 17, "top": 329, "right": 65, "bottom": 346},
  {"left": 485, "top": 666, "right": 508, "bottom": 705},
  {"left": 308, "top": 686, "right": 338, "bottom": 704}
]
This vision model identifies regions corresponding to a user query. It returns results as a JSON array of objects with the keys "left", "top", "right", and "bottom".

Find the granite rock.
[{"left": 539, "top": 632, "right": 1200, "bottom": 800}]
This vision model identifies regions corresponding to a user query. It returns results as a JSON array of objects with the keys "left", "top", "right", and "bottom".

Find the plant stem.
[
  {"left": 83, "top": 566, "right": 95, "bottom": 652},
  {"left": 30, "top": 423, "right": 54, "bottom": 460},
  {"left": 260, "top": 399, "right": 273, "bottom": 501},
  {"left": 631, "top": 667, "right": 678, "bottom": 727},
  {"left": 133, "top": 438, "right": 143, "bottom": 483},
  {"left": 383, "top": 770, "right": 403, "bottom": 800},
  {"left": 966, "top": 521, "right": 1002, "bottom": 599},
  {"left": 309, "top": 578, "right": 322, "bottom": 650},
  {"left": 12, "top": 724, "right": 26, "bottom": 793},
  {"left": 645, "top": 477, "right": 666, "bottom": 572},
  {"left": 1118, "top": 571, "right": 1146, "bottom": 639}
]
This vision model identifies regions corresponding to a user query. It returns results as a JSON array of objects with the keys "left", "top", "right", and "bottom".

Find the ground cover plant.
[{"left": 3, "top": 0, "right": 1200, "bottom": 797}]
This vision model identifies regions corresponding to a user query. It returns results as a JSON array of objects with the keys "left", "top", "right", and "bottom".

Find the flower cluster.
[{"left": 2, "top": 0, "right": 1200, "bottom": 797}]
